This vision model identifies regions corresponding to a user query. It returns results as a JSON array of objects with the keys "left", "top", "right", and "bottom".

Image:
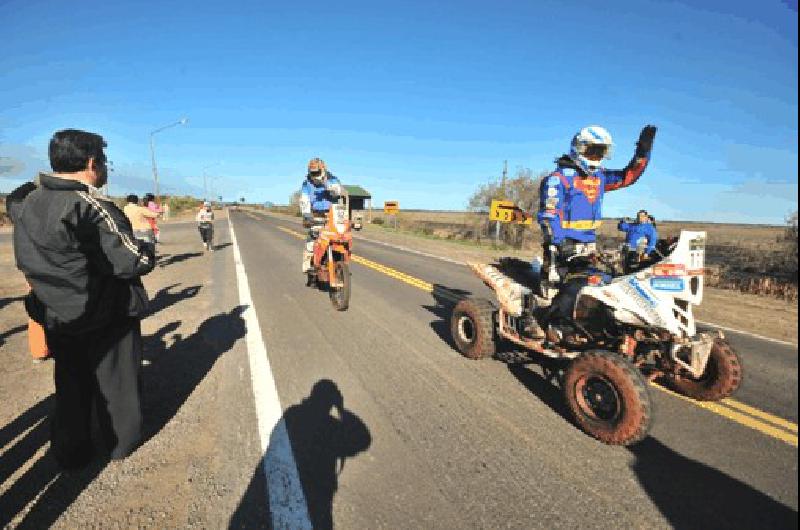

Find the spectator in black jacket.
[{"left": 7, "top": 129, "right": 156, "bottom": 469}]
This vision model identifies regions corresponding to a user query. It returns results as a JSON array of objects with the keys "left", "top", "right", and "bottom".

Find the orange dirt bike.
[{"left": 306, "top": 192, "right": 353, "bottom": 311}]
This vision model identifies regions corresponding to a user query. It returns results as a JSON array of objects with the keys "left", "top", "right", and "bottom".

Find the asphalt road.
[{"left": 229, "top": 210, "right": 798, "bottom": 529}]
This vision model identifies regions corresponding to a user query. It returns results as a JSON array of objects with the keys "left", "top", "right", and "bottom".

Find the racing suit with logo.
[
  {"left": 536, "top": 136, "right": 654, "bottom": 330},
  {"left": 300, "top": 174, "right": 343, "bottom": 272},
  {"left": 618, "top": 218, "right": 658, "bottom": 271}
]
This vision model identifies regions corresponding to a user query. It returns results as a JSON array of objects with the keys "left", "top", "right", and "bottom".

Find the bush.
[
  {"left": 468, "top": 167, "right": 547, "bottom": 248},
  {"left": 371, "top": 218, "right": 384, "bottom": 225},
  {"left": 167, "top": 196, "right": 202, "bottom": 215}
]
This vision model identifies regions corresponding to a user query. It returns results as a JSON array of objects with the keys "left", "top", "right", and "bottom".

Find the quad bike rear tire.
[
  {"left": 450, "top": 298, "right": 496, "bottom": 359},
  {"left": 329, "top": 261, "right": 351, "bottom": 311},
  {"left": 564, "top": 350, "right": 653, "bottom": 446},
  {"left": 669, "top": 338, "right": 743, "bottom": 401}
]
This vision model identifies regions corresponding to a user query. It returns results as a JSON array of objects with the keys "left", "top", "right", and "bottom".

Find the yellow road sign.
[
  {"left": 384, "top": 201, "right": 399, "bottom": 215},
  {"left": 489, "top": 199, "right": 532, "bottom": 225}
]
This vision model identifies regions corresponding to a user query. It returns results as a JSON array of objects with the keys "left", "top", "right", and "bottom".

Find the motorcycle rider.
[
  {"left": 618, "top": 209, "right": 658, "bottom": 271},
  {"left": 535, "top": 125, "right": 657, "bottom": 336},
  {"left": 300, "top": 158, "right": 344, "bottom": 273}
]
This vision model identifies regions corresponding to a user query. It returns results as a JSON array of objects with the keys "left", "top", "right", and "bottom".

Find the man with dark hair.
[{"left": 7, "top": 128, "right": 155, "bottom": 469}]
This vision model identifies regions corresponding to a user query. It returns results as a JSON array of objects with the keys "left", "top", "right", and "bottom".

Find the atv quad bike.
[{"left": 450, "top": 231, "right": 742, "bottom": 445}]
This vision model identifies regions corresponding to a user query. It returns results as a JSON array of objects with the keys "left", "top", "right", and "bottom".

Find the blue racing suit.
[
  {"left": 300, "top": 175, "right": 342, "bottom": 217},
  {"left": 618, "top": 220, "right": 658, "bottom": 254},
  {"left": 300, "top": 175, "right": 343, "bottom": 265},
  {"left": 537, "top": 155, "right": 651, "bottom": 245}
]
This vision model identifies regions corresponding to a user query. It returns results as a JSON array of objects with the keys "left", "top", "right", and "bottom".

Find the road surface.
[{"left": 228, "top": 210, "right": 798, "bottom": 528}]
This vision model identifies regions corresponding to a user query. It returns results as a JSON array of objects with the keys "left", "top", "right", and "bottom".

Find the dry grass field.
[
  {"left": 0, "top": 195, "right": 8, "bottom": 227},
  {"left": 363, "top": 209, "right": 797, "bottom": 302}
]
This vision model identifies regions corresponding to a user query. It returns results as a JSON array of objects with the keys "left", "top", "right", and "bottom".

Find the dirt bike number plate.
[{"left": 333, "top": 205, "right": 347, "bottom": 224}]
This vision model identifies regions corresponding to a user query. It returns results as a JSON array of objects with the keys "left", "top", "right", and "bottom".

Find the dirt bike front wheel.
[{"left": 329, "top": 261, "right": 351, "bottom": 311}]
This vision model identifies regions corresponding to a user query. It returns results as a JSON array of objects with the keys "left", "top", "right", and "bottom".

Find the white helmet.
[{"left": 569, "top": 125, "right": 614, "bottom": 173}]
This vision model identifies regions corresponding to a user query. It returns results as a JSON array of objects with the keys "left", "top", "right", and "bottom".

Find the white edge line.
[
  {"left": 228, "top": 214, "right": 313, "bottom": 529},
  {"left": 695, "top": 320, "right": 797, "bottom": 348},
  {"left": 260, "top": 211, "right": 798, "bottom": 349}
]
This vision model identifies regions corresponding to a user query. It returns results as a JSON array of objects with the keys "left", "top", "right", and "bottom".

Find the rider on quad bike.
[
  {"left": 300, "top": 157, "right": 344, "bottom": 273},
  {"left": 535, "top": 125, "right": 658, "bottom": 337}
]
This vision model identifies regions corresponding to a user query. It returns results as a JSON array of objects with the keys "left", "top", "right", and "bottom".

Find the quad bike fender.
[{"left": 671, "top": 333, "right": 715, "bottom": 378}]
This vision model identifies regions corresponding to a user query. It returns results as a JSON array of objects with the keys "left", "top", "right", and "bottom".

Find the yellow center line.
[
  {"left": 274, "top": 224, "right": 798, "bottom": 447},
  {"left": 653, "top": 384, "right": 798, "bottom": 447},
  {"left": 720, "top": 398, "right": 798, "bottom": 434}
]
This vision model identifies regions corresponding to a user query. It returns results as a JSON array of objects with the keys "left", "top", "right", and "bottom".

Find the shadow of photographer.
[{"left": 230, "top": 379, "right": 372, "bottom": 530}]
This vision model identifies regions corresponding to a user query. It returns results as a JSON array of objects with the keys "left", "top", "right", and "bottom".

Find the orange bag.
[{"left": 28, "top": 319, "right": 50, "bottom": 360}]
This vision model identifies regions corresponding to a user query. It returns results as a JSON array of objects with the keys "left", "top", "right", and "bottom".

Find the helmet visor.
[{"left": 581, "top": 143, "right": 611, "bottom": 161}]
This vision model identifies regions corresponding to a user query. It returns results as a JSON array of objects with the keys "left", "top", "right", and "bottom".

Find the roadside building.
[{"left": 343, "top": 184, "right": 372, "bottom": 221}]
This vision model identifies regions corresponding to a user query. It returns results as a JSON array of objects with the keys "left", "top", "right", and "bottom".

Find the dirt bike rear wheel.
[
  {"left": 668, "top": 339, "right": 743, "bottom": 401},
  {"left": 450, "top": 298, "right": 496, "bottom": 359},
  {"left": 329, "top": 261, "right": 351, "bottom": 311},
  {"left": 564, "top": 350, "right": 653, "bottom": 446}
]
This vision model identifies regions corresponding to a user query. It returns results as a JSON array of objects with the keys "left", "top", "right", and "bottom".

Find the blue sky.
[{"left": 1, "top": 0, "right": 797, "bottom": 223}]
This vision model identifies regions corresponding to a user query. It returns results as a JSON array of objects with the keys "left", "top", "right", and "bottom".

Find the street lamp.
[
  {"left": 149, "top": 117, "right": 188, "bottom": 201},
  {"left": 202, "top": 161, "right": 222, "bottom": 201}
]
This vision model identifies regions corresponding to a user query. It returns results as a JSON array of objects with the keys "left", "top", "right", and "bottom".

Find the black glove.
[{"left": 635, "top": 125, "right": 657, "bottom": 158}]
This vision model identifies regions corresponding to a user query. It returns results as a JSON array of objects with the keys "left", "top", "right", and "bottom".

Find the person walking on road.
[
  {"left": 196, "top": 200, "right": 215, "bottom": 251},
  {"left": 123, "top": 194, "right": 159, "bottom": 244},
  {"left": 144, "top": 193, "right": 163, "bottom": 243},
  {"left": 7, "top": 129, "right": 155, "bottom": 469}
]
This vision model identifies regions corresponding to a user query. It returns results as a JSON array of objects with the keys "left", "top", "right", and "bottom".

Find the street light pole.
[
  {"left": 149, "top": 117, "right": 188, "bottom": 201},
  {"left": 202, "top": 162, "right": 222, "bottom": 202}
]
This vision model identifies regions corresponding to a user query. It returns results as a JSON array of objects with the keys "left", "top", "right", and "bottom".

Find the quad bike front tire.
[
  {"left": 329, "top": 261, "right": 351, "bottom": 311},
  {"left": 564, "top": 350, "right": 653, "bottom": 446},
  {"left": 450, "top": 298, "right": 496, "bottom": 360},
  {"left": 669, "top": 338, "right": 743, "bottom": 401}
]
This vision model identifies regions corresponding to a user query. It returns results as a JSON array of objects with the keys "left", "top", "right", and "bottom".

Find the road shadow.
[
  {"left": 0, "top": 295, "right": 25, "bottom": 312},
  {"left": 0, "top": 307, "right": 246, "bottom": 527},
  {"left": 503, "top": 359, "right": 574, "bottom": 425},
  {"left": 421, "top": 284, "right": 474, "bottom": 350},
  {"left": 213, "top": 242, "right": 232, "bottom": 251},
  {"left": 0, "top": 323, "right": 27, "bottom": 347},
  {"left": 423, "top": 284, "right": 576, "bottom": 429},
  {"left": 229, "top": 379, "right": 372, "bottom": 529},
  {"left": 145, "top": 283, "right": 202, "bottom": 317},
  {"left": 629, "top": 437, "right": 797, "bottom": 528},
  {"left": 0, "top": 395, "right": 109, "bottom": 529},
  {"left": 158, "top": 252, "right": 203, "bottom": 268},
  {"left": 142, "top": 306, "right": 246, "bottom": 440}
]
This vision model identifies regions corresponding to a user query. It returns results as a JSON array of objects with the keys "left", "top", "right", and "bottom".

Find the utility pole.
[{"left": 495, "top": 160, "right": 508, "bottom": 245}]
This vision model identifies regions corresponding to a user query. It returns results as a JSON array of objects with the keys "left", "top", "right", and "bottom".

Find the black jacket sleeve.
[
  {"left": 77, "top": 193, "right": 156, "bottom": 279},
  {"left": 5, "top": 182, "right": 37, "bottom": 224}
]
